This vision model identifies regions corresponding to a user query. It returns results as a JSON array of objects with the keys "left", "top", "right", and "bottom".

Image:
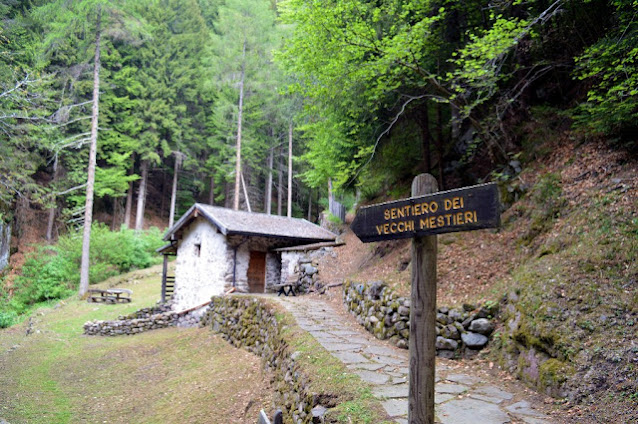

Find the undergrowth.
[{"left": 0, "top": 224, "right": 163, "bottom": 327}]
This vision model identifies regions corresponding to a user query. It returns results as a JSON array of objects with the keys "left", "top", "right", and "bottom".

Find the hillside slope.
[{"left": 318, "top": 138, "right": 637, "bottom": 422}]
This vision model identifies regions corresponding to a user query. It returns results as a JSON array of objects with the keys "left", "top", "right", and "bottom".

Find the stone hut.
[{"left": 158, "top": 204, "right": 337, "bottom": 311}]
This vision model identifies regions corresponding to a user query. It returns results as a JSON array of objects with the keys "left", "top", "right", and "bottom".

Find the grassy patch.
[
  {"left": 276, "top": 309, "right": 392, "bottom": 424},
  {"left": 0, "top": 265, "right": 272, "bottom": 424}
]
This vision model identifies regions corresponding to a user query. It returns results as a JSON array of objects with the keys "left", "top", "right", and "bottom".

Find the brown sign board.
[{"left": 351, "top": 182, "right": 500, "bottom": 243}]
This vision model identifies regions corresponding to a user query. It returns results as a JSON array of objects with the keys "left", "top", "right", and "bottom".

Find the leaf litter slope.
[{"left": 0, "top": 265, "right": 273, "bottom": 424}]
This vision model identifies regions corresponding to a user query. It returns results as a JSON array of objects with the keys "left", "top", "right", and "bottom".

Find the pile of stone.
[
  {"left": 343, "top": 281, "right": 497, "bottom": 358},
  {"left": 284, "top": 249, "right": 333, "bottom": 294},
  {"left": 83, "top": 311, "right": 179, "bottom": 336},
  {"left": 83, "top": 302, "right": 203, "bottom": 336}
]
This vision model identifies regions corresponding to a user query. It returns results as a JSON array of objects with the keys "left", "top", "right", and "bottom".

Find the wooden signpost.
[{"left": 351, "top": 174, "right": 500, "bottom": 424}]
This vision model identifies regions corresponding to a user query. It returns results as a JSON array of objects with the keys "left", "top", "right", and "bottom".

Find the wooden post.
[{"left": 408, "top": 173, "right": 438, "bottom": 424}]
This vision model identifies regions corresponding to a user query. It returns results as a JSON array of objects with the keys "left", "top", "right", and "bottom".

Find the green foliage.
[
  {"left": 0, "top": 225, "right": 163, "bottom": 323},
  {"left": 0, "top": 310, "right": 16, "bottom": 329},
  {"left": 574, "top": 0, "right": 638, "bottom": 142}
]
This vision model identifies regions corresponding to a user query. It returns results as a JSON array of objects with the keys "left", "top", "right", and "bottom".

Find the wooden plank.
[
  {"left": 408, "top": 173, "right": 438, "bottom": 424},
  {"left": 351, "top": 182, "right": 500, "bottom": 242}
]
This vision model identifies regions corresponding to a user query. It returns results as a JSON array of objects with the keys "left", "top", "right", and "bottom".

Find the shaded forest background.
[{"left": 0, "top": 0, "right": 636, "bottom": 316}]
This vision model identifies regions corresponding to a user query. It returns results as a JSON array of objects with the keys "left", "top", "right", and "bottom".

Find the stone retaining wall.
[
  {"left": 200, "top": 296, "right": 335, "bottom": 424},
  {"left": 343, "top": 281, "right": 498, "bottom": 358},
  {"left": 83, "top": 303, "right": 201, "bottom": 336}
]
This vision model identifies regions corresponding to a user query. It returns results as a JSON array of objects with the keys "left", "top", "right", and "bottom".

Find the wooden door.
[{"left": 247, "top": 251, "right": 266, "bottom": 293}]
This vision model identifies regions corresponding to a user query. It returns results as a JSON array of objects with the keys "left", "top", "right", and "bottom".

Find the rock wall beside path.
[
  {"left": 200, "top": 296, "right": 338, "bottom": 424},
  {"left": 343, "top": 280, "right": 498, "bottom": 358}
]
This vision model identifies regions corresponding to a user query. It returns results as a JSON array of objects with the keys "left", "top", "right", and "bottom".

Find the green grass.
[
  {"left": 0, "top": 265, "right": 273, "bottom": 424},
  {"left": 274, "top": 307, "right": 392, "bottom": 424}
]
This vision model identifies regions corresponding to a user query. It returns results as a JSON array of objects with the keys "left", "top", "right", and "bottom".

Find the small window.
[{"left": 194, "top": 243, "right": 201, "bottom": 257}]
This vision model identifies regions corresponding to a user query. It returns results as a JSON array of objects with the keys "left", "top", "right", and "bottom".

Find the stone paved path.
[{"left": 276, "top": 296, "right": 555, "bottom": 424}]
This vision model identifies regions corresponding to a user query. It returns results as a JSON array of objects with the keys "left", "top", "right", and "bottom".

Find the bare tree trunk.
[
  {"left": 124, "top": 153, "right": 135, "bottom": 229},
  {"left": 111, "top": 197, "right": 122, "bottom": 230},
  {"left": 419, "top": 103, "right": 431, "bottom": 174},
  {"left": 79, "top": 5, "right": 102, "bottom": 297},
  {"left": 307, "top": 189, "right": 312, "bottom": 221},
  {"left": 265, "top": 147, "right": 273, "bottom": 214},
  {"left": 135, "top": 159, "right": 149, "bottom": 232},
  {"left": 168, "top": 153, "right": 182, "bottom": 228},
  {"left": 328, "top": 178, "right": 334, "bottom": 214},
  {"left": 233, "top": 39, "right": 247, "bottom": 211},
  {"left": 287, "top": 122, "right": 293, "bottom": 218},
  {"left": 241, "top": 172, "right": 251, "bottom": 212},
  {"left": 277, "top": 144, "right": 283, "bottom": 216},
  {"left": 208, "top": 176, "right": 215, "bottom": 205},
  {"left": 436, "top": 103, "right": 445, "bottom": 190},
  {"left": 46, "top": 154, "right": 59, "bottom": 241}
]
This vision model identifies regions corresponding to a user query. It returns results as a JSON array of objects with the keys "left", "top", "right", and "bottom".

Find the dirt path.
[{"left": 275, "top": 294, "right": 566, "bottom": 424}]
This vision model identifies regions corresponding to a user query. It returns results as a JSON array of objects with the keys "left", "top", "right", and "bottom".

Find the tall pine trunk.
[
  {"left": 265, "top": 147, "right": 273, "bottom": 214},
  {"left": 419, "top": 103, "right": 431, "bottom": 173},
  {"left": 436, "top": 103, "right": 445, "bottom": 190},
  {"left": 123, "top": 153, "right": 135, "bottom": 229},
  {"left": 134, "top": 159, "right": 149, "bottom": 232},
  {"left": 287, "top": 122, "right": 293, "bottom": 218},
  {"left": 168, "top": 153, "right": 181, "bottom": 228},
  {"left": 233, "top": 39, "right": 247, "bottom": 211},
  {"left": 78, "top": 5, "right": 102, "bottom": 297},
  {"left": 46, "top": 154, "right": 59, "bottom": 241},
  {"left": 277, "top": 144, "right": 283, "bottom": 216},
  {"left": 208, "top": 176, "right": 215, "bottom": 205}
]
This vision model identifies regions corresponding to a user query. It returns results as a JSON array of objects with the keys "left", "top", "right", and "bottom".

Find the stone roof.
[{"left": 163, "top": 203, "right": 337, "bottom": 243}]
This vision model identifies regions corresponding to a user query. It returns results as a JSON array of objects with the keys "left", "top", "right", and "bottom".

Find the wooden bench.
[{"left": 87, "top": 288, "right": 132, "bottom": 304}]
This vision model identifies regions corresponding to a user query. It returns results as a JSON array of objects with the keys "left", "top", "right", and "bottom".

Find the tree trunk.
[
  {"left": 168, "top": 153, "right": 181, "bottom": 228},
  {"left": 134, "top": 159, "right": 149, "bottom": 232},
  {"left": 208, "top": 176, "right": 215, "bottom": 205},
  {"left": 436, "top": 103, "right": 445, "bottom": 190},
  {"left": 419, "top": 103, "right": 431, "bottom": 174},
  {"left": 241, "top": 171, "right": 251, "bottom": 212},
  {"left": 265, "top": 147, "right": 273, "bottom": 214},
  {"left": 233, "top": 39, "right": 247, "bottom": 211},
  {"left": 277, "top": 144, "right": 283, "bottom": 216},
  {"left": 46, "top": 154, "right": 59, "bottom": 241},
  {"left": 328, "top": 178, "right": 334, "bottom": 214},
  {"left": 287, "top": 122, "right": 293, "bottom": 218},
  {"left": 307, "top": 189, "right": 312, "bottom": 221},
  {"left": 79, "top": 5, "right": 102, "bottom": 297},
  {"left": 124, "top": 153, "right": 135, "bottom": 229}
]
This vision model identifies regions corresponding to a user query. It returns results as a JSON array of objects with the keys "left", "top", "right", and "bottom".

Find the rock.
[
  {"left": 462, "top": 303, "right": 475, "bottom": 312},
  {"left": 437, "top": 350, "right": 456, "bottom": 359},
  {"left": 437, "top": 312, "right": 451, "bottom": 325},
  {"left": 436, "top": 336, "right": 459, "bottom": 350},
  {"left": 398, "top": 306, "right": 410, "bottom": 316},
  {"left": 461, "top": 332, "right": 489, "bottom": 349},
  {"left": 448, "top": 309, "right": 463, "bottom": 322},
  {"left": 368, "top": 281, "right": 386, "bottom": 299},
  {"left": 468, "top": 318, "right": 494, "bottom": 335},
  {"left": 311, "top": 405, "right": 328, "bottom": 423},
  {"left": 304, "top": 265, "right": 318, "bottom": 275},
  {"left": 441, "top": 324, "right": 460, "bottom": 340}
]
